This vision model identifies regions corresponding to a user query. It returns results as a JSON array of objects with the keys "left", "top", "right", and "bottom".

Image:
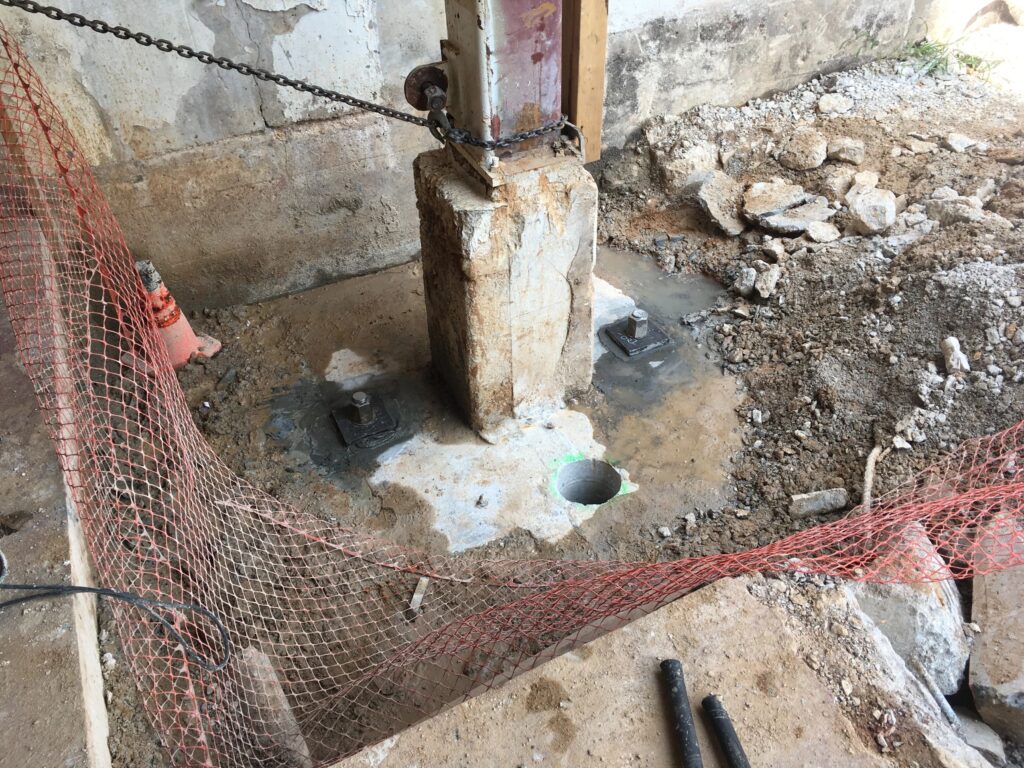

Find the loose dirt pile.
[{"left": 598, "top": 57, "right": 1024, "bottom": 552}]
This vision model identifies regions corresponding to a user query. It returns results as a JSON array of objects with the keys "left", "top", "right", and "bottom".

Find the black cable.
[{"left": 0, "top": 578, "right": 232, "bottom": 673}]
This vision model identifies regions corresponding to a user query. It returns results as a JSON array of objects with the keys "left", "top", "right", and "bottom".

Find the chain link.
[{"left": 0, "top": 0, "right": 566, "bottom": 149}]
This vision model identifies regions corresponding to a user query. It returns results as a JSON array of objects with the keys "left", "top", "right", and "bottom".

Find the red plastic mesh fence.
[{"left": 0, "top": 25, "right": 1022, "bottom": 768}]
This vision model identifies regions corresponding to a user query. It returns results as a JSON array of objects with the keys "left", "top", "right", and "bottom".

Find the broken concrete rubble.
[
  {"left": 752, "top": 260, "right": 781, "bottom": 299},
  {"left": 817, "top": 93, "right": 853, "bottom": 114},
  {"left": 657, "top": 140, "right": 720, "bottom": 195},
  {"left": 970, "top": 515, "right": 1024, "bottom": 742},
  {"left": 743, "top": 179, "right": 812, "bottom": 221},
  {"left": 847, "top": 184, "right": 897, "bottom": 235},
  {"left": 827, "top": 137, "right": 866, "bottom": 165},
  {"left": 682, "top": 170, "right": 746, "bottom": 236},
  {"left": 779, "top": 127, "right": 828, "bottom": 171},
  {"left": 789, "top": 487, "right": 848, "bottom": 517},
  {"left": 942, "top": 337, "right": 972, "bottom": 374},
  {"left": 806, "top": 221, "right": 841, "bottom": 243}
]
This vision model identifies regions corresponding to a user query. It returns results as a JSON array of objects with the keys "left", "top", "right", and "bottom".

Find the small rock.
[
  {"left": 790, "top": 487, "right": 848, "bottom": 518},
  {"left": 656, "top": 141, "right": 720, "bottom": 194},
  {"left": 743, "top": 180, "right": 812, "bottom": 222},
  {"left": 931, "top": 186, "right": 960, "bottom": 201},
  {"left": 752, "top": 260, "right": 782, "bottom": 299},
  {"left": 760, "top": 198, "right": 836, "bottom": 236},
  {"left": 941, "top": 337, "right": 971, "bottom": 374},
  {"left": 683, "top": 171, "right": 746, "bottom": 236},
  {"left": 985, "top": 327, "right": 1001, "bottom": 346},
  {"left": 847, "top": 186, "right": 897, "bottom": 234},
  {"left": 733, "top": 267, "right": 757, "bottom": 298},
  {"left": 806, "top": 221, "right": 841, "bottom": 243},
  {"left": 1006, "top": 295, "right": 1022, "bottom": 309},
  {"left": 943, "top": 133, "right": 977, "bottom": 153},
  {"left": 779, "top": 128, "right": 828, "bottom": 171},
  {"left": 903, "top": 137, "right": 939, "bottom": 154},
  {"left": 827, "top": 137, "right": 865, "bottom": 165},
  {"left": 100, "top": 652, "right": 117, "bottom": 672},
  {"left": 817, "top": 93, "right": 853, "bottom": 114},
  {"left": 927, "top": 198, "right": 1013, "bottom": 230},
  {"left": 657, "top": 526, "right": 673, "bottom": 539},
  {"left": 954, "top": 708, "right": 1007, "bottom": 766}
]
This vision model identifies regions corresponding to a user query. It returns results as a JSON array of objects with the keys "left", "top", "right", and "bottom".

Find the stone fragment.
[
  {"left": 970, "top": 514, "right": 1024, "bottom": 741},
  {"left": 904, "top": 137, "right": 939, "bottom": 154},
  {"left": 932, "top": 186, "right": 960, "bottom": 201},
  {"left": 817, "top": 93, "right": 853, "bottom": 114},
  {"left": 941, "top": 337, "right": 970, "bottom": 374},
  {"left": 847, "top": 185, "right": 897, "bottom": 234},
  {"left": 927, "top": 198, "right": 1013, "bottom": 230},
  {"left": 851, "top": 170, "right": 880, "bottom": 190},
  {"left": 743, "top": 180, "right": 812, "bottom": 222},
  {"left": 943, "top": 133, "right": 977, "bottom": 153},
  {"left": 954, "top": 708, "right": 1007, "bottom": 766},
  {"left": 779, "top": 128, "right": 828, "bottom": 171},
  {"left": 790, "top": 487, "right": 848, "bottom": 518},
  {"left": 733, "top": 266, "right": 757, "bottom": 298},
  {"left": 760, "top": 198, "right": 836, "bottom": 236},
  {"left": 752, "top": 260, "right": 781, "bottom": 299},
  {"left": 806, "top": 221, "right": 841, "bottom": 243},
  {"left": 657, "top": 141, "right": 721, "bottom": 194},
  {"left": 827, "top": 137, "right": 865, "bottom": 165},
  {"left": 847, "top": 524, "right": 971, "bottom": 695},
  {"left": 683, "top": 170, "right": 746, "bottom": 236},
  {"left": 822, "top": 169, "right": 855, "bottom": 201}
]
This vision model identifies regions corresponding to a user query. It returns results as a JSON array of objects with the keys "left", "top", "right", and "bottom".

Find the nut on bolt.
[
  {"left": 626, "top": 309, "right": 649, "bottom": 340},
  {"left": 351, "top": 391, "right": 374, "bottom": 425}
]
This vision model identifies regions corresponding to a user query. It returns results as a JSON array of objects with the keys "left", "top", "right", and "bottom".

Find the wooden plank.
[{"left": 563, "top": 0, "right": 608, "bottom": 163}]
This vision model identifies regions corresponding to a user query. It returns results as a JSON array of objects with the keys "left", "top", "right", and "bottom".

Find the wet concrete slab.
[{"left": 242, "top": 248, "right": 742, "bottom": 558}]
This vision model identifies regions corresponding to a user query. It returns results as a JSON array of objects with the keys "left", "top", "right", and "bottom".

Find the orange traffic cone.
[{"left": 136, "top": 260, "right": 221, "bottom": 369}]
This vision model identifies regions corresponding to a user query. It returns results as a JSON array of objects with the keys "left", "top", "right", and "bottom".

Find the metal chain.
[{"left": 0, "top": 0, "right": 566, "bottom": 149}]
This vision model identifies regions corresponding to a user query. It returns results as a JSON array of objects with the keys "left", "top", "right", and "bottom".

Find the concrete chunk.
[
  {"left": 683, "top": 170, "right": 746, "bottom": 236},
  {"left": 970, "top": 514, "right": 1024, "bottom": 742},
  {"left": 790, "top": 487, "right": 848, "bottom": 517},
  {"left": 779, "top": 128, "right": 828, "bottom": 171}
]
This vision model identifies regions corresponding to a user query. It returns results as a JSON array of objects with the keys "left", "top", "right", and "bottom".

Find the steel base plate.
[
  {"left": 599, "top": 317, "right": 672, "bottom": 360},
  {"left": 332, "top": 398, "right": 401, "bottom": 450}
]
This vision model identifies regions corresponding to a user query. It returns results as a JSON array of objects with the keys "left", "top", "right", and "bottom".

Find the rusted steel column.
[{"left": 443, "top": 0, "right": 562, "bottom": 161}]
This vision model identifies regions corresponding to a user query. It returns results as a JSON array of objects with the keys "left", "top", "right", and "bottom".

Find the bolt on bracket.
[
  {"left": 332, "top": 391, "right": 401, "bottom": 450},
  {"left": 599, "top": 308, "right": 672, "bottom": 360}
]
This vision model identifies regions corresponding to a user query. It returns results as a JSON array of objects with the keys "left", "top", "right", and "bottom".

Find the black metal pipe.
[
  {"left": 702, "top": 694, "right": 751, "bottom": 768},
  {"left": 660, "top": 659, "right": 703, "bottom": 768}
]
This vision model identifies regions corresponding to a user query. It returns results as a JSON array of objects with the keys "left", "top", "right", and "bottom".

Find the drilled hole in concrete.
[{"left": 557, "top": 460, "right": 622, "bottom": 505}]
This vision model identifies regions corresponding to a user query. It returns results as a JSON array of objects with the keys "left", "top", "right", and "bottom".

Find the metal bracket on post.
[{"left": 407, "top": 0, "right": 566, "bottom": 189}]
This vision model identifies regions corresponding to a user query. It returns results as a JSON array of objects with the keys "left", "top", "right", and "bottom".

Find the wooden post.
[{"left": 563, "top": 0, "right": 608, "bottom": 163}]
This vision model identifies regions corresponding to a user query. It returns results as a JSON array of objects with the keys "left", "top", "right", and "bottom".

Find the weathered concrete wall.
[
  {"left": 606, "top": 0, "right": 922, "bottom": 149},
  {"left": 0, "top": 0, "right": 446, "bottom": 307},
  {"left": 0, "top": 0, "right": 989, "bottom": 305}
]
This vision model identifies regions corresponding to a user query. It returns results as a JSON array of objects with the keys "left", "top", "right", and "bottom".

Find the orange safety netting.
[{"left": 0, "top": 25, "right": 1021, "bottom": 768}]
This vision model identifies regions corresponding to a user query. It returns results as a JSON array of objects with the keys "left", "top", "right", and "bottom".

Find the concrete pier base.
[{"left": 414, "top": 150, "right": 598, "bottom": 437}]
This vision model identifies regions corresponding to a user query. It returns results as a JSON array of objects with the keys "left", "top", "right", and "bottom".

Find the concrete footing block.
[{"left": 414, "top": 149, "right": 598, "bottom": 436}]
